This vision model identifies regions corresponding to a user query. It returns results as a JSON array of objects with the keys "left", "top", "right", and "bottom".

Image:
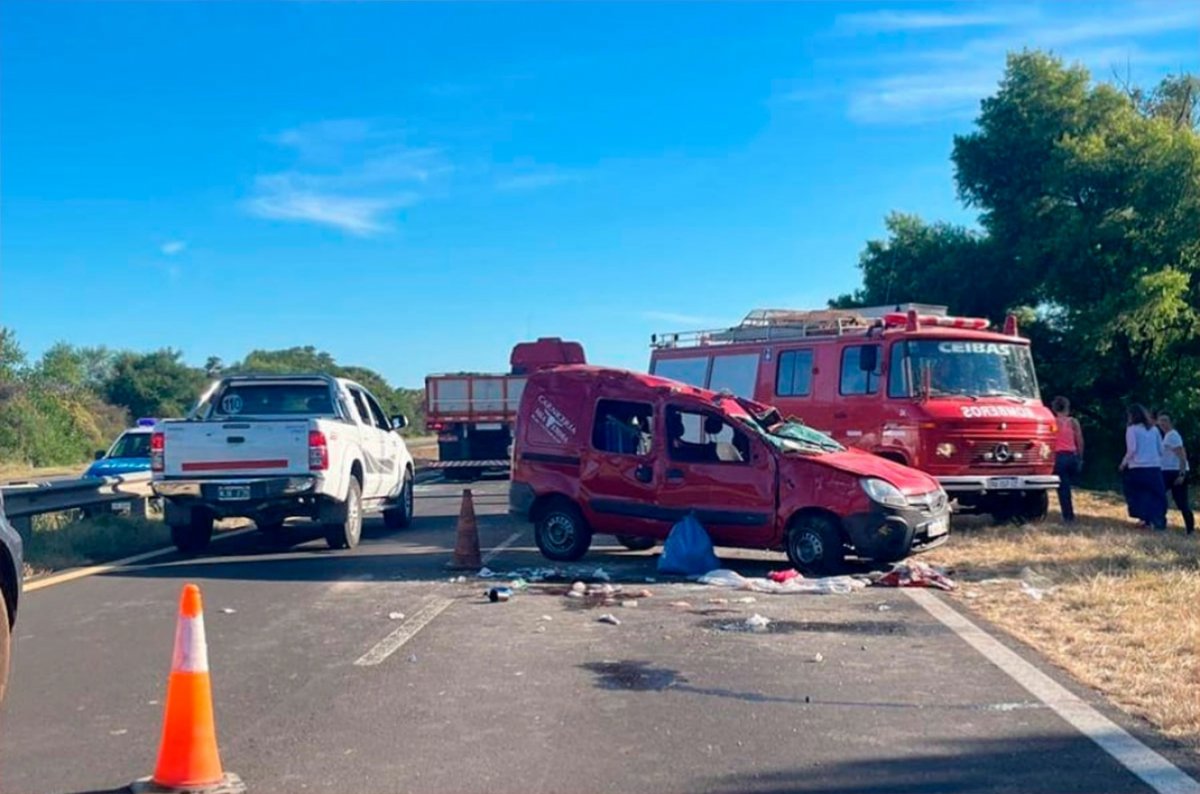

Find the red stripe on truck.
[{"left": 180, "top": 459, "right": 290, "bottom": 472}]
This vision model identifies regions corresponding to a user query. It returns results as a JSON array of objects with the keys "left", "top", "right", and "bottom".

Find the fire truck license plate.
[
  {"left": 218, "top": 485, "right": 251, "bottom": 501},
  {"left": 988, "top": 477, "right": 1020, "bottom": 490}
]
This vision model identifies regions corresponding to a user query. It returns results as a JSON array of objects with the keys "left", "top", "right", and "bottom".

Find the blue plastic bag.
[{"left": 657, "top": 512, "right": 720, "bottom": 576}]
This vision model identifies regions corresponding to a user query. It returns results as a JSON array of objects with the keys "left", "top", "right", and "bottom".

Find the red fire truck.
[
  {"left": 425, "top": 338, "right": 586, "bottom": 481},
  {"left": 648, "top": 305, "right": 1059, "bottom": 522}
]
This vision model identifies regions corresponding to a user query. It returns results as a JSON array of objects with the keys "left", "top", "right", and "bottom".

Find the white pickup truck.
[{"left": 152, "top": 374, "right": 415, "bottom": 553}]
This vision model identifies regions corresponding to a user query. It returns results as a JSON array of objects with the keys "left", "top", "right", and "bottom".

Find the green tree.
[{"left": 104, "top": 350, "right": 206, "bottom": 419}]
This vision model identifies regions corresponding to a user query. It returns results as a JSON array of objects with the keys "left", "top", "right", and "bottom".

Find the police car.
[{"left": 85, "top": 418, "right": 157, "bottom": 478}]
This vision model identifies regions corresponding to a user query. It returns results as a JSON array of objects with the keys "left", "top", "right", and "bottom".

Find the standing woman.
[
  {"left": 1120, "top": 404, "right": 1167, "bottom": 530},
  {"left": 1157, "top": 412, "right": 1194, "bottom": 534},
  {"left": 1051, "top": 396, "right": 1084, "bottom": 522}
]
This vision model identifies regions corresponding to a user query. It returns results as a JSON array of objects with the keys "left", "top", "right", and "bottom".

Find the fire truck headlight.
[{"left": 935, "top": 442, "right": 955, "bottom": 459}]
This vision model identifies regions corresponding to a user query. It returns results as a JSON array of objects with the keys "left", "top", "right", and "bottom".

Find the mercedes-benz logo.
[{"left": 994, "top": 443, "right": 1012, "bottom": 463}]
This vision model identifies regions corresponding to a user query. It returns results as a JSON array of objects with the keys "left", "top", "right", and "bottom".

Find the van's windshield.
[{"left": 726, "top": 396, "right": 844, "bottom": 454}]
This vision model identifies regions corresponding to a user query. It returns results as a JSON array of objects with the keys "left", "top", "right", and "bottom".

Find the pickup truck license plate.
[
  {"left": 927, "top": 516, "right": 950, "bottom": 537},
  {"left": 217, "top": 485, "right": 251, "bottom": 501},
  {"left": 988, "top": 477, "right": 1020, "bottom": 490}
]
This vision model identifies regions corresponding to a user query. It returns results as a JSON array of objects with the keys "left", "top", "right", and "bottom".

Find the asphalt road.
[{"left": 1, "top": 476, "right": 1196, "bottom": 794}]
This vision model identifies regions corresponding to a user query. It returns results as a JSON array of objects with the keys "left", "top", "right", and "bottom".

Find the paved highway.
[{"left": 1, "top": 476, "right": 1196, "bottom": 794}]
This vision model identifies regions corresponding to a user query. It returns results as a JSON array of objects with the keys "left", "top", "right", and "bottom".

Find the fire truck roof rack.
[{"left": 651, "top": 308, "right": 875, "bottom": 348}]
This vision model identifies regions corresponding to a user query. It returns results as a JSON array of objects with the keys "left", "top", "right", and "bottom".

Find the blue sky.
[{"left": 2, "top": 2, "right": 1197, "bottom": 388}]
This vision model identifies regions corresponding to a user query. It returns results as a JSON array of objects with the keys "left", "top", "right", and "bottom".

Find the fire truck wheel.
[
  {"left": 616, "top": 535, "right": 656, "bottom": 552},
  {"left": 535, "top": 499, "right": 592, "bottom": 561},
  {"left": 786, "top": 514, "right": 845, "bottom": 576}
]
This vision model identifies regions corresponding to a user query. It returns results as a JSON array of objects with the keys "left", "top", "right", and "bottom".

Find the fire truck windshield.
[{"left": 894, "top": 340, "right": 1040, "bottom": 401}]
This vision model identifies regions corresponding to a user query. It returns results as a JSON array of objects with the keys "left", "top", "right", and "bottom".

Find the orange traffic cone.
[
  {"left": 132, "top": 584, "right": 245, "bottom": 794},
  {"left": 447, "top": 488, "right": 482, "bottom": 570}
]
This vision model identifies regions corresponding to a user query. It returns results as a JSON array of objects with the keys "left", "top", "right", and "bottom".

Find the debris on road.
[
  {"left": 733, "top": 596, "right": 757, "bottom": 604},
  {"left": 874, "top": 561, "right": 956, "bottom": 591},
  {"left": 658, "top": 513, "right": 721, "bottom": 576},
  {"left": 620, "top": 600, "right": 639, "bottom": 608},
  {"left": 219, "top": 608, "right": 236, "bottom": 615},
  {"left": 593, "top": 567, "right": 611, "bottom": 582},
  {"left": 540, "top": 614, "right": 554, "bottom": 621},
  {"left": 571, "top": 581, "right": 587, "bottom": 595},
  {"left": 745, "top": 614, "right": 771, "bottom": 632},
  {"left": 669, "top": 601, "right": 692, "bottom": 608},
  {"left": 388, "top": 612, "right": 406, "bottom": 621},
  {"left": 598, "top": 614, "right": 621, "bottom": 626},
  {"left": 1019, "top": 567, "right": 1056, "bottom": 601},
  {"left": 510, "top": 578, "right": 529, "bottom": 591},
  {"left": 811, "top": 653, "right": 824, "bottom": 663},
  {"left": 488, "top": 587, "right": 513, "bottom": 603},
  {"left": 877, "top": 604, "right": 892, "bottom": 612},
  {"left": 478, "top": 566, "right": 496, "bottom": 578},
  {"left": 636, "top": 588, "right": 654, "bottom": 598},
  {"left": 448, "top": 575, "right": 467, "bottom": 584},
  {"left": 768, "top": 569, "right": 801, "bottom": 583},
  {"left": 699, "top": 568, "right": 866, "bottom": 595}
]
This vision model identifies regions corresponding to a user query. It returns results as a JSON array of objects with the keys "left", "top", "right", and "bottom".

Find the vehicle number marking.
[
  {"left": 988, "top": 477, "right": 1020, "bottom": 490},
  {"left": 217, "top": 485, "right": 251, "bottom": 501}
]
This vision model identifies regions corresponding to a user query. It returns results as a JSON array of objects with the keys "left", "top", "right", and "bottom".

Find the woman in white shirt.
[
  {"left": 1156, "top": 412, "right": 1193, "bottom": 534},
  {"left": 1120, "top": 404, "right": 1167, "bottom": 530}
]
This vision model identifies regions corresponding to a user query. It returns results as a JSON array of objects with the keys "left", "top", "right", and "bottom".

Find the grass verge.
[
  {"left": 0, "top": 463, "right": 85, "bottom": 482},
  {"left": 925, "top": 490, "right": 1200, "bottom": 751},
  {"left": 23, "top": 509, "right": 172, "bottom": 577}
]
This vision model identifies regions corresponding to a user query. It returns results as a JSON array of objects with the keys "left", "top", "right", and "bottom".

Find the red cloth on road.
[{"left": 767, "top": 569, "right": 801, "bottom": 583}]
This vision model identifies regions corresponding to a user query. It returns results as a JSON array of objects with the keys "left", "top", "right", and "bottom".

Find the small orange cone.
[
  {"left": 447, "top": 488, "right": 482, "bottom": 570},
  {"left": 132, "top": 584, "right": 244, "bottom": 794}
]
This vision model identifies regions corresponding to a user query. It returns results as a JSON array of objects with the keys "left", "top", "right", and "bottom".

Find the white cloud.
[
  {"left": 823, "top": 4, "right": 1200, "bottom": 124},
  {"left": 246, "top": 174, "right": 419, "bottom": 236},
  {"left": 836, "top": 10, "right": 1015, "bottom": 33},
  {"left": 640, "top": 310, "right": 717, "bottom": 327},
  {"left": 245, "top": 120, "right": 445, "bottom": 235},
  {"left": 160, "top": 240, "right": 187, "bottom": 256}
]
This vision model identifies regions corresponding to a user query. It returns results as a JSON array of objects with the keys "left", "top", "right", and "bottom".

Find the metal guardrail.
[{"left": 1, "top": 474, "right": 155, "bottom": 531}]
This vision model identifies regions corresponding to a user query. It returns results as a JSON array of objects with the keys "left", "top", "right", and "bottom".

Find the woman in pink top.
[{"left": 1051, "top": 396, "right": 1084, "bottom": 522}]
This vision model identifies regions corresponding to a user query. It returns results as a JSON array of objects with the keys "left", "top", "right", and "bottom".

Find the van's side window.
[
  {"left": 665, "top": 407, "right": 750, "bottom": 464},
  {"left": 840, "top": 345, "right": 882, "bottom": 396},
  {"left": 592, "top": 399, "right": 654, "bottom": 456},
  {"left": 775, "top": 350, "right": 814, "bottom": 397}
]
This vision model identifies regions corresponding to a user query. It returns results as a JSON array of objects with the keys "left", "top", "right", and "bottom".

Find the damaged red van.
[{"left": 508, "top": 366, "right": 951, "bottom": 574}]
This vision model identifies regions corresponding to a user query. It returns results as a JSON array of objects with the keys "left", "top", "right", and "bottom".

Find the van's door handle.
[
  {"left": 666, "top": 468, "right": 685, "bottom": 481},
  {"left": 634, "top": 465, "right": 653, "bottom": 483}
]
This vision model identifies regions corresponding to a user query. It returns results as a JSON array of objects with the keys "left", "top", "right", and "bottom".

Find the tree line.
[
  {"left": 0, "top": 329, "right": 425, "bottom": 469},
  {"left": 834, "top": 51, "right": 1200, "bottom": 480}
]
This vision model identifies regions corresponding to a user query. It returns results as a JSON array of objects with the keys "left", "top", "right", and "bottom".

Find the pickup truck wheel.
[
  {"left": 786, "top": 514, "right": 845, "bottom": 576},
  {"left": 383, "top": 471, "right": 414, "bottom": 530},
  {"left": 0, "top": 587, "right": 10, "bottom": 704},
  {"left": 325, "top": 478, "right": 363, "bottom": 550},
  {"left": 616, "top": 535, "right": 656, "bottom": 552},
  {"left": 535, "top": 501, "right": 592, "bottom": 562},
  {"left": 170, "top": 510, "right": 214, "bottom": 554}
]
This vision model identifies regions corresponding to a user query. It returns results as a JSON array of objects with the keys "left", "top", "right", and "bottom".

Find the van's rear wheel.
[
  {"left": 616, "top": 535, "right": 656, "bottom": 552},
  {"left": 324, "top": 478, "right": 363, "bottom": 550},
  {"left": 535, "top": 500, "right": 592, "bottom": 561},
  {"left": 786, "top": 514, "right": 844, "bottom": 576},
  {"left": 167, "top": 505, "right": 214, "bottom": 554}
]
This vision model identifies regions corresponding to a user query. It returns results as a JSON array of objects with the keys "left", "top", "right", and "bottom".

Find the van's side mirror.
[
  {"left": 859, "top": 346, "right": 879, "bottom": 373},
  {"left": 390, "top": 415, "right": 409, "bottom": 431},
  {"left": 94, "top": 450, "right": 106, "bottom": 460}
]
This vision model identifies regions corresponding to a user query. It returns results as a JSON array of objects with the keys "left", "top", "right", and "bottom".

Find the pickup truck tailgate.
[{"left": 161, "top": 421, "right": 312, "bottom": 477}]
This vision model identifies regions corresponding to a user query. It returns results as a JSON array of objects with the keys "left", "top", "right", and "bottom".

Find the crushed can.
[{"left": 488, "top": 586, "right": 513, "bottom": 603}]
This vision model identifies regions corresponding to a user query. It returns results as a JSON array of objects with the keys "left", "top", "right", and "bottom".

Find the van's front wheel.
[
  {"left": 786, "top": 514, "right": 845, "bottom": 576},
  {"left": 535, "top": 501, "right": 592, "bottom": 561}
]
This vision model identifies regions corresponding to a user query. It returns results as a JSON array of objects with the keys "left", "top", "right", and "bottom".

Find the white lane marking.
[
  {"left": 482, "top": 531, "right": 522, "bottom": 564},
  {"left": 24, "top": 528, "right": 257, "bottom": 592},
  {"left": 907, "top": 589, "right": 1200, "bottom": 794},
  {"left": 354, "top": 597, "right": 453, "bottom": 667}
]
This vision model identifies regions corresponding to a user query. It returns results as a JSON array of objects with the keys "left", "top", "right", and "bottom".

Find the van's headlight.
[
  {"left": 935, "top": 442, "right": 955, "bottom": 458},
  {"left": 861, "top": 478, "right": 907, "bottom": 508}
]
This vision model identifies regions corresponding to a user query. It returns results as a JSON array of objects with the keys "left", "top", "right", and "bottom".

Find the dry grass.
[
  {"left": 23, "top": 510, "right": 172, "bottom": 575},
  {"left": 0, "top": 462, "right": 85, "bottom": 482},
  {"left": 925, "top": 490, "right": 1200, "bottom": 751}
]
